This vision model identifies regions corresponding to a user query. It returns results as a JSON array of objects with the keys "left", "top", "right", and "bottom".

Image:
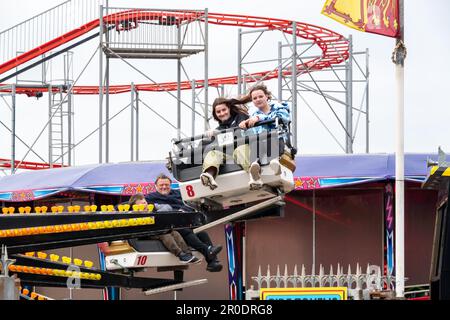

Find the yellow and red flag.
[{"left": 322, "top": 0, "right": 399, "bottom": 38}]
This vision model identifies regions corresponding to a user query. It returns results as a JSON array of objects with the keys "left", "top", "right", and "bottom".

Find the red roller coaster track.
[
  {"left": 0, "top": 11, "right": 349, "bottom": 95},
  {"left": 0, "top": 11, "right": 349, "bottom": 170}
]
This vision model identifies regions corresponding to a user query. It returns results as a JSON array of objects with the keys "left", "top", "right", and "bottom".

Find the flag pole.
[{"left": 393, "top": 0, "right": 406, "bottom": 298}]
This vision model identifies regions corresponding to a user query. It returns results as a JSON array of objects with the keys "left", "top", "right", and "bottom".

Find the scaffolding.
[
  {"left": 237, "top": 29, "right": 369, "bottom": 153},
  {"left": 99, "top": 6, "right": 209, "bottom": 163},
  {"left": 0, "top": 2, "right": 362, "bottom": 172}
]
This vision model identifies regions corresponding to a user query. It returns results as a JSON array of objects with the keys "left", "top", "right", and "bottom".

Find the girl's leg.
[
  {"left": 233, "top": 144, "right": 262, "bottom": 190},
  {"left": 201, "top": 150, "right": 226, "bottom": 189}
]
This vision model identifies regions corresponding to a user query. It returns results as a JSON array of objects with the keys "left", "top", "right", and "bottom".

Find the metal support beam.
[
  {"left": 68, "top": 87, "right": 72, "bottom": 166},
  {"left": 194, "top": 196, "right": 282, "bottom": 233},
  {"left": 136, "top": 90, "right": 139, "bottom": 162},
  {"left": 204, "top": 8, "right": 209, "bottom": 131},
  {"left": 130, "top": 83, "right": 135, "bottom": 161},
  {"left": 291, "top": 22, "right": 298, "bottom": 149},
  {"left": 394, "top": 0, "right": 406, "bottom": 299},
  {"left": 144, "top": 279, "right": 208, "bottom": 296},
  {"left": 177, "top": 23, "right": 182, "bottom": 140},
  {"left": 345, "top": 35, "right": 353, "bottom": 154},
  {"left": 105, "top": 2, "right": 110, "bottom": 164},
  {"left": 278, "top": 41, "right": 283, "bottom": 102},
  {"left": 366, "top": 48, "right": 370, "bottom": 153},
  {"left": 106, "top": 56, "right": 110, "bottom": 163},
  {"left": 191, "top": 79, "right": 196, "bottom": 137},
  {"left": 11, "top": 85, "right": 16, "bottom": 174},
  {"left": 177, "top": 71, "right": 182, "bottom": 140},
  {"left": 237, "top": 28, "right": 242, "bottom": 97},
  {"left": 98, "top": 5, "right": 104, "bottom": 164},
  {"left": 48, "top": 84, "right": 52, "bottom": 168}
]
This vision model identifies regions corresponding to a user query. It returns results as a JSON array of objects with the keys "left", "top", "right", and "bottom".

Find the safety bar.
[{"left": 173, "top": 118, "right": 282, "bottom": 145}]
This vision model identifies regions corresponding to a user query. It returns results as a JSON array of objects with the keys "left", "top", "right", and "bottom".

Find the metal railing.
[
  {"left": 103, "top": 7, "right": 206, "bottom": 57},
  {"left": 246, "top": 263, "right": 400, "bottom": 300},
  {"left": 0, "top": 0, "right": 104, "bottom": 64}
]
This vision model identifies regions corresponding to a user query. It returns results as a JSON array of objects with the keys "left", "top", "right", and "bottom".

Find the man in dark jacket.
[{"left": 146, "top": 173, "right": 223, "bottom": 272}]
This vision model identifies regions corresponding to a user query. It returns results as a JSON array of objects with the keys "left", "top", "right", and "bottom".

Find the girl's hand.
[
  {"left": 204, "top": 129, "right": 215, "bottom": 138},
  {"left": 246, "top": 116, "right": 260, "bottom": 128},
  {"left": 239, "top": 120, "right": 248, "bottom": 129}
]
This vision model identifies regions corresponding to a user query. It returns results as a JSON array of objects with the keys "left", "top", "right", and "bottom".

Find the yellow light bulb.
[
  {"left": 79, "top": 223, "right": 89, "bottom": 231},
  {"left": 50, "top": 254, "right": 59, "bottom": 262},
  {"left": 37, "top": 252, "right": 47, "bottom": 259},
  {"left": 62, "top": 256, "right": 72, "bottom": 264}
]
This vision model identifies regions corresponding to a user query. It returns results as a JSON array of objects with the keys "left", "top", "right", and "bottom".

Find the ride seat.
[{"left": 128, "top": 238, "right": 169, "bottom": 253}]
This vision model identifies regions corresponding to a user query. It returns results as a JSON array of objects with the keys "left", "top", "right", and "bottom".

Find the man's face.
[{"left": 156, "top": 178, "right": 171, "bottom": 195}]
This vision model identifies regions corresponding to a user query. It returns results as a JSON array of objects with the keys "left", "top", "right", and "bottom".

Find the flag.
[{"left": 321, "top": 0, "right": 399, "bottom": 38}]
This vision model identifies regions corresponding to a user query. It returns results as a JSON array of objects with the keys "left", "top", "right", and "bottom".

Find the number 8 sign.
[{"left": 186, "top": 185, "right": 195, "bottom": 197}]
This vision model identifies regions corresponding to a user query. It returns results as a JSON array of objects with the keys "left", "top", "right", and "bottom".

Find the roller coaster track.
[{"left": 0, "top": 10, "right": 349, "bottom": 95}]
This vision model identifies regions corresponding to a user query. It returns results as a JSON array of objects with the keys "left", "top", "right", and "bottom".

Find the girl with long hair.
[{"left": 199, "top": 97, "right": 249, "bottom": 190}]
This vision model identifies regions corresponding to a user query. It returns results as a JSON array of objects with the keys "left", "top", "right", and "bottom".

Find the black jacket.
[
  {"left": 216, "top": 112, "right": 249, "bottom": 131},
  {"left": 145, "top": 189, "right": 193, "bottom": 211}
]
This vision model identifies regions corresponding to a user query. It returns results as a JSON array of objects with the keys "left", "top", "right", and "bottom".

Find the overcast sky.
[{"left": 1, "top": 0, "right": 450, "bottom": 168}]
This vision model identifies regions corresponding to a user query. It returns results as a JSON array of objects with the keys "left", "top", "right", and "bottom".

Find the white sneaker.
[
  {"left": 249, "top": 161, "right": 261, "bottom": 181},
  {"left": 248, "top": 161, "right": 263, "bottom": 190},
  {"left": 200, "top": 172, "right": 218, "bottom": 190},
  {"left": 249, "top": 179, "right": 263, "bottom": 190},
  {"left": 270, "top": 159, "right": 281, "bottom": 175}
]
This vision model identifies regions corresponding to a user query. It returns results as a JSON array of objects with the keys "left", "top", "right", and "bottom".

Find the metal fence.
[
  {"left": 0, "top": 0, "right": 104, "bottom": 64},
  {"left": 246, "top": 263, "right": 398, "bottom": 300}
]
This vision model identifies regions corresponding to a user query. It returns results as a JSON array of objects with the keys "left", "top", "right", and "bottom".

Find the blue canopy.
[{"left": 0, "top": 153, "right": 441, "bottom": 202}]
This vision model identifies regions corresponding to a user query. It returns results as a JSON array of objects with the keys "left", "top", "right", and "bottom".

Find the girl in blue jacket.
[{"left": 238, "top": 83, "right": 291, "bottom": 189}]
